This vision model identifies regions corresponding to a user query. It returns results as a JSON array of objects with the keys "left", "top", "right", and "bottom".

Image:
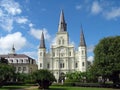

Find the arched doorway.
[{"left": 59, "top": 72, "right": 65, "bottom": 83}]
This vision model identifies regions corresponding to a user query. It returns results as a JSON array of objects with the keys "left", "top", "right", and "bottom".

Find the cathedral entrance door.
[{"left": 59, "top": 72, "right": 65, "bottom": 83}]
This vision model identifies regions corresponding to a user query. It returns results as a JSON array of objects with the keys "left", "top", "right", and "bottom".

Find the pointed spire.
[
  {"left": 58, "top": 10, "right": 67, "bottom": 32},
  {"left": 39, "top": 32, "right": 46, "bottom": 48},
  {"left": 11, "top": 44, "right": 16, "bottom": 54},
  {"left": 80, "top": 25, "right": 86, "bottom": 47}
]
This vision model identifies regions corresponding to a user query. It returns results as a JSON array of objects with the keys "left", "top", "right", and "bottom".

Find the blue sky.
[{"left": 0, "top": 0, "right": 120, "bottom": 62}]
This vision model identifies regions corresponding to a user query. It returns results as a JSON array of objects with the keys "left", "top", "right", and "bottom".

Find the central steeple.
[{"left": 58, "top": 10, "right": 67, "bottom": 32}]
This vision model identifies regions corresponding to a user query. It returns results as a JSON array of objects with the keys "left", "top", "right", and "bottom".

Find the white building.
[
  {"left": 38, "top": 10, "right": 87, "bottom": 82},
  {"left": 0, "top": 45, "right": 38, "bottom": 74}
]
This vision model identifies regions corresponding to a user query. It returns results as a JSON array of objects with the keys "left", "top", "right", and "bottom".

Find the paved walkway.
[
  {"left": 25, "top": 86, "right": 38, "bottom": 90},
  {"left": 10, "top": 86, "right": 38, "bottom": 90}
]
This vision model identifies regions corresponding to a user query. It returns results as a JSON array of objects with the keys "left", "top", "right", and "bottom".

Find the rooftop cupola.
[{"left": 11, "top": 44, "right": 16, "bottom": 54}]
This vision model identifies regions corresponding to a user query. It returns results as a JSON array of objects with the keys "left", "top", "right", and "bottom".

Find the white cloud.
[
  {"left": 1, "top": 18, "right": 13, "bottom": 32},
  {"left": 50, "top": 37, "right": 56, "bottom": 46},
  {"left": 88, "top": 56, "right": 94, "bottom": 62},
  {"left": 91, "top": 1, "right": 102, "bottom": 14},
  {"left": 1, "top": 0, "right": 22, "bottom": 15},
  {"left": 90, "top": 1, "right": 120, "bottom": 20},
  {"left": 0, "top": 0, "right": 28, "bottom": 32},
  {"left": 15, "top": 17, "right": 28, "bottom": 24},
  {"left": 30, "top": 28, "right": 51, "bottom": 40},
  {"left": 29, "top": 23, "right": 34, "bottom": 28},
  {"left": 0, "top": 32, "right": 27, "bottom": 53},
  {"left": 105, "top": 8, "right": 120, "bottom": 20},
  {"left": 0, "top": 9, "right": 4, "bottom": 17}
]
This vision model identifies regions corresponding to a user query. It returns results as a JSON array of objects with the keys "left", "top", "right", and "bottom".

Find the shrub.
[{"left": 33, "top": 69, "right": 56, "bottom": 89}]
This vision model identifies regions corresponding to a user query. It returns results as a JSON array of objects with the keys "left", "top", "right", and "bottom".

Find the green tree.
[
  {"left": 33, "top": 69, "right": 56, "bottom": 89},
  {"left": 0, "top": 58, "right": 15, "bottom": 87},
  {"left": 0, "top": 57, "right": 8, "bottom": 64},
  {"left": 86, "top": 65, "right": 98, "bottom": 83},
  {"left": 0, "top": 57, "right": 15, "bottom": 87},
  {"left": 65, "top": 71, "right": 86, "bottom": 83},
  {"left": 94, "top": 36, "right": 120, "bottom": 85}
]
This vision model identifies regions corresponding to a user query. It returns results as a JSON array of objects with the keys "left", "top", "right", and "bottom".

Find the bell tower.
[
  {"left": 38, "top": 32, "right": 46, "bottom": 69},
  {"left": 78, "top": 26, "right": 87, "bottom": 72}
]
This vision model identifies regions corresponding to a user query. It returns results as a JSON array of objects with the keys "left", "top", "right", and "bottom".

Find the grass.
[
  {"left": 0, "top": 85, "right": 118, "bottom": 90},
  {"left": 49, "top": 86, "right": 115, "bottom": 90},
  {"left": 0, "top": 85, "right": 29, "bottom": 90}
]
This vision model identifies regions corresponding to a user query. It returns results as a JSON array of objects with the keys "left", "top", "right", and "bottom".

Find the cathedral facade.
[{"left": 38, "top": 10, "right": 87, "bottom": 82}]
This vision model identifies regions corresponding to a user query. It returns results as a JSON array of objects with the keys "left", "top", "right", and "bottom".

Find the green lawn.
[
  {"left": 49, "top": 86, "right": 114, "bottom": 90},
  {"left": 0, "top": 85, "right": 117, "bottom": 90},
  {"left": 0, "top": 85, "right": 29, "bottom": 90}
]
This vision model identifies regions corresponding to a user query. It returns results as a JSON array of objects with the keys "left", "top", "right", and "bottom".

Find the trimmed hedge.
[
  {"left": 63, "top": 82, "right": 117, "bottom": 88},
  {"left": 63, "top": 82, "right": 75, "bottom": 86},
  {"left": 4, "top": 82, "right": 24, "bottom": 86}
]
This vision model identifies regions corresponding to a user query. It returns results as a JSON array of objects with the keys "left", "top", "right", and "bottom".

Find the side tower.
[
  {"left": 78, "top": 26, "right": 87, "bottom": 72},
  {"left": 38, "top": 32, "right": 46, "bottom": 69}
]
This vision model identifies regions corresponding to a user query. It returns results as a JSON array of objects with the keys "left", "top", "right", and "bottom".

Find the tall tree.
[
  {"left": 0, "top": 57, "right": 15, "bottom": 87},
  {"left": 94, "top": 36, "right": 120, "bottom": 85},
  {"left": 0, "top": 57, "right": 8, "bottom": 64}
]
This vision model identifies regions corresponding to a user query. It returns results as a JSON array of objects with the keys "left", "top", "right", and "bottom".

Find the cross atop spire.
[
  {"left": 58, "top": 10, "right": 67, "bottom": 32},
  {"left": 80, "top": 25, "right": 86, "bottom": 47},
  {"left": 39, "top": 32, "right": 46, "bottom": 48}
]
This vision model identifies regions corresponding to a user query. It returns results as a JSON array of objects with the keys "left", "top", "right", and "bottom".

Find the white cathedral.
[{"left": 38, "top": 10, "right": 87, "bottom": 82}]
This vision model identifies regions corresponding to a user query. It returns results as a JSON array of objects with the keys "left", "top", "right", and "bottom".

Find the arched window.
[
  {"left": 59, "top": 39, "right": 61, "bottom": 45},
  {"left": 60, "top": 63, "right": 64, "bottom": 68},
  {"left": 53, "top": 52, "right": 55, "bottom": 57},
  {"left": 60, "top": 63, "right": 62, "bottom": 68},
  {"left": 40, "top": 52, "right": 42, "bottom": 56},
  {"left": 69, "top": 51, "right": 71, "bottom": 56},
  {"left": 44, "top": 52, "right": 45, "bottom": 56},
  {"left": 82, "top": 50, "right": 84, "bottom": 55},
  {"left": 40, "top": 63, "right": 42, "bottom": 67},
  {"left": 11, "top": 60, "right": 13, "bottom": 63},
  {"left": 63, "top": 63, "right": 64, "bottom": 68},
  {"left": 82, "top": 62, "right": 84, "bottom": 66},
  {"left": 21, "top": 59, "right": 23, "bottom": 63},
  {"left": 18, "top": 67, "right": 21, "bottom": 71},
  {"left": 75, "top": 63, "right": 78, "bottom": 68},
  {"left": 47, "top": 63, "right": 50, "bottom": 68},
  {"left": 23, "top": 67, "right": 26, "bottom": 71},
  {"left": 16, "top": 59, "right": 18, "bottom": 63}
]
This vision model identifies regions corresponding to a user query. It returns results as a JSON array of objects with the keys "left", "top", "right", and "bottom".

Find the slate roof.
[{"left": 0, "top": 54, "right": 30, "bottom": 59}]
